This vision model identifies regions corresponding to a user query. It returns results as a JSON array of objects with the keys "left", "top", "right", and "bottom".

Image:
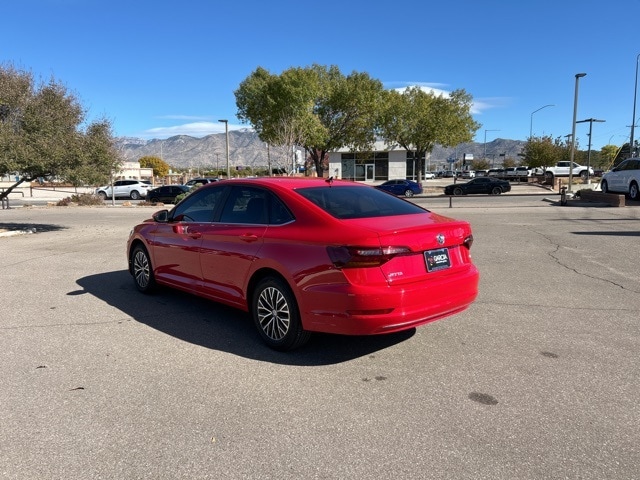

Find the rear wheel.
[
  {"left": 629, "top": 182, "right": 639, "bottom": 200},
  {"left": 601, "top": 180, "right": 609, "bottom": 194},
  {"left": 252, "top": 276, "right": 310, "bottom": 351},
  {"left": 404, "top": 189, "right": 414, "bottom": 197},
  {"left": 491, "top": 186, "right": 502, "bottom": 195},
  {"left": 131, "top": 245, "right": 156, "bottom": 293}
]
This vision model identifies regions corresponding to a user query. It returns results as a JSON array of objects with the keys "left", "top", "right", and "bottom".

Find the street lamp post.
[
  {"left": 484, "top": 129, "right": 500, "bottom": 161},
  {"left": 568, "top": 73, "right": 587, "bottom": 192},
  {"left": 630, "top": 54, "right": 640, "bottom": 158},
  {"left": 218, "top": 119, "right": 230, "bottom": 178},
  {"left": 530, "top": 104, "right": 555, "bottom": 139},
  {"left": 576, "top": 118, "right": 605, "bottom": 184}
]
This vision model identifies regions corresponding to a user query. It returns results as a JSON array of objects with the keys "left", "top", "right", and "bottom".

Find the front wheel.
[
  {"left": 453, "top": 187, "right": 463, "bottom": 196},
  {"left": 629, "top": 182, "right": 639, "bottom": 200},
  {"left": 98, "top": 191, "right": 107, "bottom": 200},
  {"left": 131, "top": 245, "right": 156, "bottom": 293},
  {"left": 545, "top": 171, "right": 554, "bottom": 180},
  {"left": 404, "top": 189, "right": 414, "bottom": 197},
  {"left": 130, "top": 190, "right": 141, "bottom": 200},
  {"left": 580, "top": 170, "right": 588, "bottom": 180},
  {"left": 601, "top": 180, "right": 609, "bottom": 194},
  {"left": 252, "top": 276, "right": 310, "bottom": 351}
]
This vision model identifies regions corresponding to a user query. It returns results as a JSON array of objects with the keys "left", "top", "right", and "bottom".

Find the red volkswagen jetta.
[{"left": 127, "top": 177, "right": 479, "bottom": 350}]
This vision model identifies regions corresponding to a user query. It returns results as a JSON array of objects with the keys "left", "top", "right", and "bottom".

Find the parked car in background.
[
  {"left": 96, "top": 180, "right": 151, "bottom": 200},
  {"left": 424, "top": 172, "right": 436, "bottom": 179},
  {"left": 461, "top": 170, "right": 476, "bottom": 179},
  {"left": 487, "top": 168, "right": 504, "bottom": 178},
  {"left": 444, "top": 177, "right": 511, "bottom": 195},
  {"left": 184, "top": 177, "right": 221, "bottom": 188},
  {"left": 543, "top": 161, "right": 593, "bottom": 180},
  {"left": 147, "top": 185, "right": 192, "bottom": 204},
  {"left": 375, "top": 179, "right": 423, "bottom": 197},
  {"left": 600, "top": 158, "right": 640, "bottom": 200},
  {"left": 127, "top": 178, "right": 479, "bottom": 350}
]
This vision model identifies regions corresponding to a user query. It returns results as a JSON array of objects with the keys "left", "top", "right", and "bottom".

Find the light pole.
[
  {"left": 630, "top": 54, "right": 640, "bottom": 157},
  {"left": 218, "top": 119, "right": 230, "bottom": 178},
  {"left": 484, "top": 129, "right": 500, "bottom": 161},
  {"left": 576, "top": 118, "right": 605, "bottom": 184},
  {"left": 530, "top": 104, "right": 554, "bottom": 139},
  {"left": 568, "top": 73, "right": 586, "bottom": 192}
]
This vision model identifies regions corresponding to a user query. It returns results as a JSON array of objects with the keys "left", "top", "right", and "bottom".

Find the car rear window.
[{"left": 296, "top": 185, "right": 426, "bottom": 219}]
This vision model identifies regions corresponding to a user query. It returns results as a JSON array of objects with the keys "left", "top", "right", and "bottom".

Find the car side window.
[
  {"left": 171, "top": 186, "right": 225, "bottom": 222},
  {"left": 220, "top": 187, "right": 269, "bottom": 224}
]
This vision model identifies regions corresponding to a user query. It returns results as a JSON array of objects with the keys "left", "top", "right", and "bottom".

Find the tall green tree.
[
  {"left": 378, "top": 87, "right": 479, "bottom": 182},
  {"left": 139, "top": 155, "right": 170, "bottom": 177},
  {"left": 0, "top": 64, "right": 120, "bottom": 199},
  {"left": 235, "top": 64, "right": 385, "bottom": 175},
  {"left": 520, "top": 135, "right": 574, "bottom": 170}
]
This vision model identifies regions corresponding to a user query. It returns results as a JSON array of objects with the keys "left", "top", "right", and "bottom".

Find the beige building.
[{"left": 328, "top": 140, "right": 432, "bottom": 183}]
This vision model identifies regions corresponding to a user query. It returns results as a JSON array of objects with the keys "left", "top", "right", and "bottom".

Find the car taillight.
[
  {"left": 463, "top": 234, "right": 474, "bottom": 249},
  {"left": 327, "top": 246, "right": 411, "bottom": 268}
]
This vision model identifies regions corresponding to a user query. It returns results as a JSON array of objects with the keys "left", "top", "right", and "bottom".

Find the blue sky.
[{"left": 3, "top": 0, "right": 639, "bottom": 151}]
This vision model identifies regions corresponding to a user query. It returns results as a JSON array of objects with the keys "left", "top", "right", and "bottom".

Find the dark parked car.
[
  {"left": 127, "top": 178, "right": 479, "bottom": 351},
  {"left": 444, "top": 177, "right": 511, "bottom": 195},
  {"left": 147, "top": 185, "right": 192, "bottom": 204},
  {"left": 184, "top": 177, "right": 220, "bottom": 188},
  {"left": 375, "top": 179, "right": 423, "bottom": 197}
]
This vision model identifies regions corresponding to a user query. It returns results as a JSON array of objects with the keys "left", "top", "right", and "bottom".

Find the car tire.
[
  {"left": 252, "top": 276, "right": 310, "bottom": 351},
  {"left": 545, "top": 171, "right": 554, "bottom": 180},
  {"left": 629, "top": 181, "right": 639, "bottom": 200},
  {"left": 601, "top": 180, "right": 609, "bottom": 194},
  {"left": 130, "top": 190, "right": 141, "bottom": 200},
  {"left": 149, "top": 197, "right": 159, "bottom": 203},
  {"left": 491, "top": 186, "right": 502, "bottom": 195},
  {"left": 404, "top": 189, "right": 414, "bottom": 197},
  {"left": 453, "top": 187, "right": 463, "bottom": 196},
  {"left": 131, "top": 245, "right": 156, "bottom": 293},
  {"left": 98, "top": 191, "right": 107, "bottom": 200},
  {"left": 580, "top": 170, "right": 588, "bottom": 180}
]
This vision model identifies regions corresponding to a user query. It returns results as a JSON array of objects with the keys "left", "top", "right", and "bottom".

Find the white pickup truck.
[{"left": 543, "top": 161, "right": 594, "bottom": 180}]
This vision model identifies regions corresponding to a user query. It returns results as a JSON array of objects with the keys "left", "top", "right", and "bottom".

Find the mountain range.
[{"left": 116, "top": 130, "right": 526, "bottom": 171}]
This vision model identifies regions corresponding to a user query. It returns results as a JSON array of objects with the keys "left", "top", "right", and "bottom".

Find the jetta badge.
[{"left": 436, "top": 234, "right": 445, "bottom": 245}]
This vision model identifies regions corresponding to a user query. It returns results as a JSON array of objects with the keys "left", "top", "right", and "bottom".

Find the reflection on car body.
[{"left": 127, "top": 178, "right": 479, "bottom": 351}]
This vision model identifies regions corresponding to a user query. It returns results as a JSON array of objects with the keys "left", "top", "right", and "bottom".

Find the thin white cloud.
[
  {"left": 137, "top": 121, "right": 242, "bottom": 139},
  {"left": 386, "top": 82, "right": 511, "bottom": 116}
]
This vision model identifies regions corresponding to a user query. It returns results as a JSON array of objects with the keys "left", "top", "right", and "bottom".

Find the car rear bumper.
[{"left": 300, "top": 264, "right": 479, "bottom": 335}]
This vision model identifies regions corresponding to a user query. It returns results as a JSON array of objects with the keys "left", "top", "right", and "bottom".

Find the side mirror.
[{"left": 152, "top": 209, "right": 169, "bottom": 223}]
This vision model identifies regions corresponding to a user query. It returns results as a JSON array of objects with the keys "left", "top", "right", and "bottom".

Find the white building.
[
  {"left": 115, "top": 161, "right": 153, "bottom": 182},
  {"left": 328, "top": 140, "right": 432, "bottom": 182}
]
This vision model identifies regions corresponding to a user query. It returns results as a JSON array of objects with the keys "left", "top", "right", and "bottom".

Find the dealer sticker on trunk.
[{"left": 424, "top": 248, "right": 451, "bottom": 272}]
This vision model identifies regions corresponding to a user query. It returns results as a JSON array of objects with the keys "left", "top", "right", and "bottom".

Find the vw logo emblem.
[{"left": 436, "top": 234, "right": 445, "bottom": 245}]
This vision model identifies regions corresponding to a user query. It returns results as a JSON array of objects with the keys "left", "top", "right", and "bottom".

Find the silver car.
[
  {"left": 601, "top": 158, "right": 640, "bottom": 200},
  {"left": 96, "top": 180, "right": 151, "bottom": 200}
]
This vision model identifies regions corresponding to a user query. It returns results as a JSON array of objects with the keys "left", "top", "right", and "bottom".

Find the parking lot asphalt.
[{"left": 1, "top": 200, "right": 639, "bottom": 479}]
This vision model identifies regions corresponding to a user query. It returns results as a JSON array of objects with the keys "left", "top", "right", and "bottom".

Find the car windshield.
[{"left": 296, "top": 185, "right": 426, "bottom": 219}]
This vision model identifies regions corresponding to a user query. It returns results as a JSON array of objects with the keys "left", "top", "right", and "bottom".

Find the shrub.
[{"left": 56, "top": 193, "right": 105, "bottom": 206}]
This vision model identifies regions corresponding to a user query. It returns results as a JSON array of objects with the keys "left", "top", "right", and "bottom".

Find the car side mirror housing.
[{"left": 152, "top": 209, "right": 169, "bottom": 223}]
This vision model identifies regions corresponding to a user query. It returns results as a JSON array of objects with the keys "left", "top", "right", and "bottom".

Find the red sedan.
[{"left": 127, "top": 177, "right": 479, "bottom": 350}]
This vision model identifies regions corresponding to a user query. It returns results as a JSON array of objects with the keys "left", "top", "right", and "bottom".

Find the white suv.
[
  {"left": 96, "top": 180, "right": 151, "bottom": 200},
  {"left": 601, "top": 158, "right": 640, "bottom": 200}
]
